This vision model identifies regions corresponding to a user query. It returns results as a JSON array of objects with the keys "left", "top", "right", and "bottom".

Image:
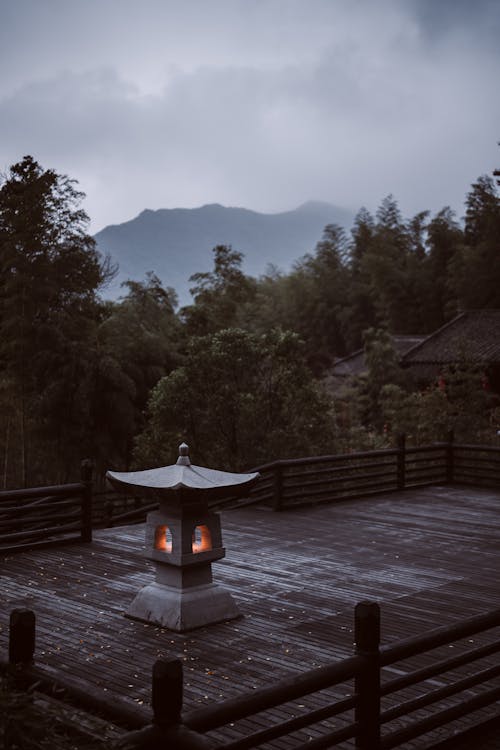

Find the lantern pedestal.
[{"left": 126, "top": 581, "right": 240, "bottom": 631}]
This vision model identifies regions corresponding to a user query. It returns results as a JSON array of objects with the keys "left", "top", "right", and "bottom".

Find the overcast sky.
[{"left": 1, "top": 0, "right": 499, "bottom": 233}]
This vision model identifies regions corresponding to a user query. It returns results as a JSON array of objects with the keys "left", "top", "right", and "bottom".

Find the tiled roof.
[
  {"left": 402, "top": 311, "right": 500, "bottom": 365},
  {"left": 393, "top": 335, "right": 428, "bottom": 355},
  {"left": 331, "top": 349, "right": 365, "bottom": 376},
  {"left": 331, "top": 336, "right": 426, "bottom": 377}
]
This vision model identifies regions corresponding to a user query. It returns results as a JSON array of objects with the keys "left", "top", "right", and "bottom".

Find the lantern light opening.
[
  {"left": 154, "top": 524, "right": 173, "bottom": 553},
  {"left": 192, "top": 524, "right": 212, "bottom": 553}
]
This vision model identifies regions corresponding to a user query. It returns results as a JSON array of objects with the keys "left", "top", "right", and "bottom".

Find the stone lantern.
[{"left": 106, "top": 444, "right": 259, "bottom": 632}]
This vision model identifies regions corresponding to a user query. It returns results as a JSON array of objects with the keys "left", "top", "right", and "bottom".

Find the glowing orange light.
[
  {"left": 154, "top": 525, "right": 172, "bottom": 552},
  {"left": 192, "top": 525, "right": 212, "bottom": 553}
]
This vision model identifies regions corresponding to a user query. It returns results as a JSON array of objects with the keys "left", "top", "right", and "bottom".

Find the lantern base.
[{"left": 124, "top": 581, "right": 241, "bottom": 632}]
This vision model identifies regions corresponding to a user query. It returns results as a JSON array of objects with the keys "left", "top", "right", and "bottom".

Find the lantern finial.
[{"left": 176, "top": 442, "right": 191, "bottom": 466}]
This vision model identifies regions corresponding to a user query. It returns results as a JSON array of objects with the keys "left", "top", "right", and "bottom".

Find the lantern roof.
[{"left": 106, "top": 443, "right": 260, "bottom": 500}]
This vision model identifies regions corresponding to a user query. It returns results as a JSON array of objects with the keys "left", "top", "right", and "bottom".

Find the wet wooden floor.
[{"left": 1, "top": 485, "right": 500, "bottom": 747}]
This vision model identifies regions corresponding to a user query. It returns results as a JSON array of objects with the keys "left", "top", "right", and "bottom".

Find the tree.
[
  {"left": 351, "top": 328, "right": 409, "bottom": 431},
  {"left": 368, "top": 196, "right": 414, "bottom": 331},
  {"left": 273, "top": 224, "right": 350, "bottom": 371},
  {"left": 345, "top": 197, "right": 417, "bottom": 337},
  {"left": 133, "top": 328, "right": 337, "bottom": 471},
  {"left": 494, "top": 140, "right": 500, "bottom": 187},
  {"left": 380, "top": 354, "right": 493, "bottom": 445},
  {"left": 341, "top": 208, "right": 378, "bottom": 350},
  {"left": 464, "top": 175, "right": 499, "bottom": 245},
  {"left": 423, "top": 207, "right": 463, "bottom": 327},
  {"left": 350, "top": 207, "right": 375, "bottom": 274},
  {"left": 247, "top": 225, "right": 350, "bottom": 373},
  {"left": 180, "top": 245, "right": 256, "bottom": 336},
  {"left": 92, "top": 273, "right": 181, "bottom": 472},
  {"left": 454, "top": 175, "right": 500, "bottom": 309},
  {"left": 295, "top": 224, "right": 350, "bottom": 369},
  {"left": 0, "top": 155, "right": 111, "bottom": 485}
]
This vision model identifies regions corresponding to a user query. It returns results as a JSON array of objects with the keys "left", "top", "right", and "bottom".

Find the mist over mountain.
[{"left": 94, "top": 201, "right": 354, "bottom": 305}]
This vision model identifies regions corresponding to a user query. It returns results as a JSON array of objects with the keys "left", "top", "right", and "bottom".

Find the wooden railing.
[
  {"left": 2, "top": 439, "right": 499, "bottom": 545},
  {"left": 453, "top": 443, "right": 500, "bottom": 488},
  {"left": 0, "top": 461, "right": 93, "bottom": 553},
  {"left": 6, "top": 602, "right": 500, "bottom": 749},
  {"left": 250, "top": 440, "right": 449, "bottom": 511},
  {"left": 181, "top": 603, "right": 500, "bottom": 749},
  {"left": 86, "top": 441, "right": 451, "bottom": 520},
  {"left": 241, "top": 436, "right": 500, "bottom": 512},
  {"left": 91, "top": 491, "right": 158, "bottom": 527}
]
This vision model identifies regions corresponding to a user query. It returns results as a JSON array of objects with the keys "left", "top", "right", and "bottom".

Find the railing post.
[
  {"left": 397, "top": 433, "right": 406, "bottom": 490},
  {"left": 80, "top": 459, "right": 93, "bottom": 543},
  {"left": 152, "top": 658, "right": 183, "bottom": 728},
  {"left": 273, "top": 463, "right": 283, "bottom": 512},
  {"left": 446, "top": 429, "right": 454, "bottom": 483},
  {"left": 152, "top": 658, "right": 217, "bottom": 748},
  {"left": 116, "top": 659, "right": 216, "bottom": 748},
  {"left": 354, "top": 601, "right": 381, "bottom": 750},
  {"left": 9, "top": 609, "right": 36, "bottom": 665}
]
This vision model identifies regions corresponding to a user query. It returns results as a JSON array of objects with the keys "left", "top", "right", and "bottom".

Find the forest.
[{"left": 1, "top": 154, "right": 499, "bottom": 488}]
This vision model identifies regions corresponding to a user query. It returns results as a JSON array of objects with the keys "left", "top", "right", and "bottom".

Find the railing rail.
[
  {"left": 0, "top": 462, "right": 93, "bottom": 552},
  {"left": 1, "top": 438, "right": 499, "bottom": 541},
  {"left": 251, "top": 441, "right": 451, "bottom": 511},
  {"left": 154, "top": 602, "right": 500, "bottom": 749},
  {"left": 6, "top": 602, "right": 500, "bottom": 749}
]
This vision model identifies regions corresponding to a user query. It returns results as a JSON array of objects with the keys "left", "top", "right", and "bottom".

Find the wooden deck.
[{"left": 1, "top": 485, "right": 500, "bottom": 747}]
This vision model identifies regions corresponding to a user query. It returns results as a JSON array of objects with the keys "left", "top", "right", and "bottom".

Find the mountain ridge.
[{"left": 94, "top": 201, "right": 354, "bottom": 305}]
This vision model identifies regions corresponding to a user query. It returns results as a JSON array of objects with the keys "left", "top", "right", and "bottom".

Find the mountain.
[{"left": 94, "top": 201, "right": 354, "bottom": 305}]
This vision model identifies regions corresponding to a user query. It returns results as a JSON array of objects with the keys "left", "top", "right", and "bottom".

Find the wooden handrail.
[
  {"left": 251, "top": 447, "right": 399, "bottom": 473},
  {"left": 0, "top": 461, "right": 93, "bottom": 551},
  {"left": 6, "top": 601, "right": 500, "bottom": 748},
  {"left": 2, "top": 440, "right": 500, "bottom": 534},
  {"left": 184, "top": 654, "right": 364, "bottom": 732},
  {"left": 380, "top": 607, "right": 500, "bottom": 666},
  {"left": 0, "top": 483, "right": 83, "bottom": 501}
]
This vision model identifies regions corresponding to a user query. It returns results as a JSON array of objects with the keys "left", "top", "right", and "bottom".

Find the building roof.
[
  {"left": 331, "top": 335, "right": 426, "bottom": 378},
  {"left": 401, "top": 310, "right": 500, "bottom": 367}
]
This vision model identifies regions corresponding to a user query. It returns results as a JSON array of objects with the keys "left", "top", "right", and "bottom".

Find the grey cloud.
[
  {"left": 413, "top": 0, "right": 500, "bottom": 45},
  {"left": 1, "top": 1, "right": 499, "bottom": 232}
]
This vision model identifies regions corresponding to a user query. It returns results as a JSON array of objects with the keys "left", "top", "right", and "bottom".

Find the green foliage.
[
  {"left": 423, "top": 207, "right": 463, "bottom": 326},
  {"left": 92, "top": 273, "right": 181, "bottom": 473},
  {"left": 440, "top": 356, "right": 493, "bottom": 441},
  {"left": 133, "top": 328, "right": 337, "bottom": 471},
  {"left": 288, "top": 224, "right": 350, "bottom": 370},
  {"left": 245, "top": 224, "right": 350, "bottom": 372},
  {"left": 0, "top": 156, "right": 111, "bottom": 485},
  {"left": 458, "top": 176, "right": 500, "bottom": 308},
  {"left": 2, "top": 153, "right": 499, "bottom": 487},
  {"left": 363, "top": 197, "right": 409, "bottom": 330},
  {"left": 349, "top": 328, "right": 410, "bottom": 431},
  {"left": 339, "top": 198, "right": 455, "bottom": 348},
  {"left": 180, "top": 245, "right": 257, "bottom": 336},
  {"left": 380, "top": 355, "right": 493, "bottom": 445},
  {"left": 380, "top": 384, "right": 449, "bottom": 444},
  {"left": 341, "top": 207, "right": 378, "bottom": 350}
]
